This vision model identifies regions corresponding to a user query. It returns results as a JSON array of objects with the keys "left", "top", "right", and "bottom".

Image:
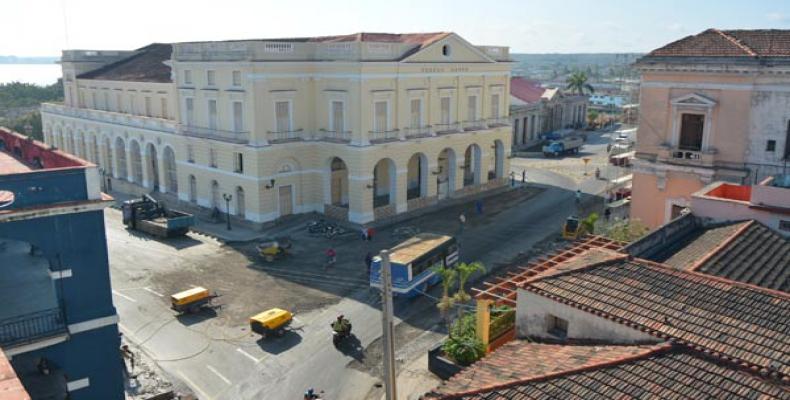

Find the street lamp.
[{"left": 222, "top": 193, "right": 232, "bottom": 231}]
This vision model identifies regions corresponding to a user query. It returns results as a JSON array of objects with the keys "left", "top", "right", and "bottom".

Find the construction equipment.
[
  {"left": 543, "top": 136, "right": 584, "bottom": 157},
  {"left": 563, "top": 216, "right": 582, "bottom": 240},
  {"left": 256, "top": 237, "right": 293, "bottom": 262},
  {"left": 250, "top": 308, "right": 293, "bottom": 338},
  {"left": 122, "top": 195, "right": 194, "bottom": 238},
  {"left": 170, "top": 287, "right": 219, "bottom": 314}
]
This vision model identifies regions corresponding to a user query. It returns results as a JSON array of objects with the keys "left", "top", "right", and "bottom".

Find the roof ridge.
[
  {"left": 687, "top": 220, "right": 753, "bottom": 273},
  {"left": 434, "top": 343, "right": 673, "bottom": 399},
  {"left": 712, "top": 28, "right": 758, "bottom": 57},
  {"left": 520, "top": 248, "right": 629, "bottom": 286}
]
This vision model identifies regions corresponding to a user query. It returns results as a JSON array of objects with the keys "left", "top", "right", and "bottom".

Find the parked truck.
[
  {"left": 542, "top": 136, "right": 584, "bottom": 157},
  {"left": 122, "top": 195, "right": 194, "bottom": 238}
]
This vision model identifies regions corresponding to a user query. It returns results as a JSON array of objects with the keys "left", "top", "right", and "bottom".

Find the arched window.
[{"left": 442, "top": 44, "right": 451, "bottom": 57}]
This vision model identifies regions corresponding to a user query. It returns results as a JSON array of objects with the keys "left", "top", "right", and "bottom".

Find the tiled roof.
[
  {"left": 432, "top": 348, "right": 789, "bottom": 399},
  {"left": 0, "top": 348, "right": 29, "bottom": 400},
  {"left": 432, "top": 342, "right": 665, "bottom": 395},
  {"left": 522, "top": 257, "right": 790, "bottom": 378},
  {"left": 651, "top": 220, "right": 789, "bottom": 292},
  {"left": 645, "top": 29, "right": 790, "bottom": 58},
  {"left": 510, "top": 77, "right": 547, "bottom": 103},
  {"left": 78, "top": 43, "right": 172, "bottom": 83}
]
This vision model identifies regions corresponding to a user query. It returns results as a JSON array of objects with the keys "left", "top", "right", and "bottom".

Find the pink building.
[
  {"left": 691, "top": 175, "right": 790, "bottom": 236},
  {"left": 631, "top": 29, "right": 790, "bottom": 228}
]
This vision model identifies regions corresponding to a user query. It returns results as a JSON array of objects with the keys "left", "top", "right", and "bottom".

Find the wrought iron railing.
[
  {"left": 267, "top": 129, "right": 304, "bottom": 142},
  {"left": 462, "top": 120, "right": 488, "bottom": 131},
  {"left": 319, "top": 129, "right": 352, "bottom": 142},
  {"left": 369, "top": 129, "right": 400, "bottom": 143},
  {"left": 0, "top": 308, "right": 67, "bottom": 347},
  {"left": 434, "top": 123, "right": 460, "bottom": 134},
  {"left": 486, "top": 117, "right": 510, "bottom": 127},
  {"left": 403, "top": 126, "right": 432, "bottom": 138},
  {"left": 178, "top": 124, "right": 250, "bottom": 144}
]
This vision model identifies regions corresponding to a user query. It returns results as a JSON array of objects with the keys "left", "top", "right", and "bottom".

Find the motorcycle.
[{"left": 331, "top": 320, "right": 352, "bottom": 346}]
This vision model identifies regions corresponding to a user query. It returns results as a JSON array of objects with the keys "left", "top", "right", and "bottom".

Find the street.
[{"left": 107, "top": 129, "right": 619, "bottom": 400}]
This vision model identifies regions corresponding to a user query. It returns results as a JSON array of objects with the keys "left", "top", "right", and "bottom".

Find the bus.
[{"left": 369, "top": 233, "right": 459, "bottom": 297}]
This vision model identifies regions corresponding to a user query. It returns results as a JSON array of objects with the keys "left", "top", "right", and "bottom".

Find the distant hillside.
[
  {"left": 0, "top": 56, "right": 59, "bottom": 64},
  {"left": 511, "top": 53, "right": 643, "bottom": 81}
]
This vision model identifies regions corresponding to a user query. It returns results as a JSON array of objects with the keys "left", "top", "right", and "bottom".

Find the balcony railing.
[
  {"left": 268, "top": 128, "right": 304, "bottom": 143},
  {"left": 434, "top": 123, "right": 461, "bottom": 134},
  {"left": 41, "top": 103, "right": 177, "bottom": 134},
  {"left": 178, "top": 124, "right": 249, "bottom": 144},
  {"left": 462, "top": 120, "right": 489, "bottom": 131},
  {"left": 486, "top": 117, "right": 510, "bottom": 127},
  {"left": 0, "top": 308, "right": 67, "bottom": 348},
  {"left": 319, "top": 129, "right": 352, "bottom": 142},
  {"left": 369, "top": 129, "right": 400, "bottom": 143},
  {"left": 403, "top": 126, "right": 433, "bottom": 138}
]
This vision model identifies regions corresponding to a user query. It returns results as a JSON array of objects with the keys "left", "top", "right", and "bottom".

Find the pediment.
[
  {"left": 670, "top": 93, "right": 717, "bottom": 107},
  {"left": 401, "top": 33, "right": 495, "bottom": 63}
]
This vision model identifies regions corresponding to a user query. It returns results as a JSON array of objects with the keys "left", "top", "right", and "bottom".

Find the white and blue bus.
[{"left": 369, "top": 233, "right": 459, "bottom": 297}]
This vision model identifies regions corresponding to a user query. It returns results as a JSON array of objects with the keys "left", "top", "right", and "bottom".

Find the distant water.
[{"left": 0, "top": 64, "right": 61, "bottom": 86}]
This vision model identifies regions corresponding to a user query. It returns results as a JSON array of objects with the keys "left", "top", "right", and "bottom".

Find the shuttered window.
[
  {"left": 275, "top": 101, "right": 291, "bottom": 132},
  {"left": 467, "top": 95, "right": 478, "bottom": 121},
  {"left": 491, "top": 94, "right": 500, "bottom": 118},
  {"left": 185, "top": 98, "right": 194, "bottom": 126},
  {"left": 374, "top": 101, "right": 388, "bottom": 132},
  {"left": 410, "top": 98, "right": 422, "bottom": 128},
  {"left": 441, "top": 97, "right": 451, "bottom": 124},
  {"left": 331, "top": 101, "right": 344, "bottom": 132},
  {"left": 208, "top": 99, "right": 218, "bottom": 129},
  {"left": 233, "top": 101, "right": 243, "bottom": 132}
]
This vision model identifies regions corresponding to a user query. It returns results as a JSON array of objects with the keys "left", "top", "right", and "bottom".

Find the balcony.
[
  {"left": 41, "top": 103, "right": 176, "bottom": 134},
  {"left": 178, "top": 124, "right": 249, "bottom": 145},
  {"left": 462, "top": 120, "right": 488, "bottom": 131},
  {"left": 486, "top": 117, "right": 510, "bottom": 128},
  {"left": 0, "top": 308, "right": 67, "bottom": 348},
  {"left": 268, "top": 128, "right": 304, "bottom": 143},
  {"left": 369, "top": 129, "right": 400, "bottom": 143},
  {"left": 319, "top": 129, "right": 352, "bottom": 143},
  {"left": 403, "top": 126, "right": 433, "bottom": 139},
  {"left": 434, "top": 123, "right": 461, "bottom": 135}
]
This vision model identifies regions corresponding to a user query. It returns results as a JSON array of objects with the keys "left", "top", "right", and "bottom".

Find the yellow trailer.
[
  {"left": 170, "top": 287, "right": 217, "bottom": 314},
  {"left": 249, "top": 308, "right": 293, "bottom": 338}
]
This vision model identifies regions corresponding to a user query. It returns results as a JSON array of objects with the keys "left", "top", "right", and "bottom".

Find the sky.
[{"left": 3, "top": 0, "right": 790, "bottom": 56}]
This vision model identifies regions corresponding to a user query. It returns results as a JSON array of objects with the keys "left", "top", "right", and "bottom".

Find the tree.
[
  {"left": 566, "top": 71, "right": 595, "bottom": 95},
  {"left": 587, "top": 109, "right": 600, "bottom": 127},
  {"left": 581, "top": 213, "right": 599, "bottom": 234},
  {"left": 432, "top": 264, "right": 458, "bottom": 333},
  {"left": 454, "top": 262, "right": 486, "bottom": 303},
  {"left": 602, "top": 219, "right": 649, "bottom": 242},
  {"left": 442, "top": 312, "right": 486, "bottom": 366}
]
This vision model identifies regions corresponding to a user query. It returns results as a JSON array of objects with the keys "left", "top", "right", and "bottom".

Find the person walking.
[
  {"left": 475, "top": 200, "right": 484, "bottom": 215},
  {"left": 360, "top": 226, "right": 368, "bottom": 241},
  {"left": 365, "top": 252, "right": 373, "bottom": 276},
  {"left": 575, "top": 189, "right": 582, "bottom": 207},
  {"left": 367, "top": 227, "right": 375, "bottom": 241},
  {"left": 325, "top": 247, "right": 337, "bottom": 270},
  {"left": 459, "top": 212, "right": 466, "bottom": 234},
  {"left": 604, "top": 207, "right": 612, "bottom": 222},
  {"left": 522, "top": 169, "right": 526, "bottom": 184}
]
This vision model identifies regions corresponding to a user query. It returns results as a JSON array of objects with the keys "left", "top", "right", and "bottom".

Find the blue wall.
[
  {"left": 0, "top": 209, "right": 123, "bottom": 399},
  {"left": 0, "top": 168, "right": 88, "bottom": 210}
]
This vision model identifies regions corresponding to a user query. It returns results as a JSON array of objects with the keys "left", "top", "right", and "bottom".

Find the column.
[
  {"left": 141, "top": 150, "right": 151, "bottom": 188},
  {"left": 126, "top": 146, "right": 134, "bottom": 183},
  {"left": 348, "top": 174, "right": 374, "bottom": 224},
  {"left": 157, "top": 153, "right": 167, "bottom": 193},
  {"left": 426, "top": 163, "right": 439, "bottom": 198},
  {"left": 395, "top": 169, "right": 408, "bottom": 214}
]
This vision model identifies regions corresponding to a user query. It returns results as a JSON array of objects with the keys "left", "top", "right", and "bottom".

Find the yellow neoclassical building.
[{"left": 41, "top": 33, "right": 513, "bottom": 224}]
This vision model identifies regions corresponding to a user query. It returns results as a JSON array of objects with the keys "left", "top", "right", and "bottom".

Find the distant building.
[
  {"left": 0, "top": 128, "right": 123, "bottom": 399},
  {"left": 588, "top": 93, "right": 625, "bottom": 108},
  {"left": 690, "top": 175, "right": 790, "bottom": 236},
  {"left": 42, "top": 33, "right": 513, "bottom": 225},
  {"left": 509, "top": 77, "right": 587, "bottom": 149},
  {"left": 631, "top": 29, "right": 790, "bottom": 228}
]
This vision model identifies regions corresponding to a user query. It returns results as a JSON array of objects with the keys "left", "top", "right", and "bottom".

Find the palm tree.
[
  {"left": 566, "top": 71, "right": 595, "bottom": 96},
  {"left": 454, "top": 262, "right": 486, "bottom": 303},
  {"left": 432, "top": 264, "right": 458, "bottom": 334}
]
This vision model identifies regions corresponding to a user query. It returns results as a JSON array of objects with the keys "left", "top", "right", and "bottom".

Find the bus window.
[{"left": 412, "top": 254, "right": 443, "bottom": 277}]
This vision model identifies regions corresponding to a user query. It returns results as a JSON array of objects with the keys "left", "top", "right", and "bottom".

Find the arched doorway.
[
  {"left": 163, "top": 146, "right": 177, "bottom": 194},
  {"left": 115, "top": 137, "right": 127, "bottom": 180},
  {"left": 129, "top": 140, "right": 143, "bottom": 184},
  {"left": 104, "top": 136, "right": 114, "bottom": 176},
  {"left": 328, "top": 157, "right": 349, "bottom": 206},
  {"left": 407, "top": 153, "right": 428, "bottom": 200},
  {"left": 463, "top": 144, "right": 482, "bottom": 187},
  {"left": 373, "top": 158, "right": 396, "bottom": 208},
  {"left": 210, "top": 180, "right": 220, "bottom": 210},
  {"left": 236, "top": 186, "right": 245, "bottom": 218},
  {"left": 189, "top": 175, "right": 197, "bottom": 203},
  {"left": 145, "top": 143, "right": 159, "bottom": 190},
  {"left": 437, "top": 148, "right": 456, "bottom": 199}
]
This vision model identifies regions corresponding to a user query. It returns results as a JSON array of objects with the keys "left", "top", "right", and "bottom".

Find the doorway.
[{"left": 279, "top": 185, "right": 293, "bottom": 216}]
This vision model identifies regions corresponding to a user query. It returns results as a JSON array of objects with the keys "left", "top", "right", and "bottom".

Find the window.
[
  {"left": 189, "top": 175, "right": 197, "bottom": 203},
  {"left": 671, "top": 204, "right": 687, "bottom": 220},
  {"left": 234, "top": 152, "right": 244, "bottom": 173},
  {"left": 233, "top": 101, "right": 243, "bottom": 132},
  {"left": 145, "top": 97, "right": 152, "bottom": 117},
  {"left": 780, "top": 220, "right": 790, "bottom": 232},
  {"left": 546, "top": 315, "right": 568, "bottom": 338},
  {"left": 232, "top": 70, "right": 241, "bottom": 86},
  {"left": 441, "top": 97, "right": 451, "bottom": 124},
  {"left": 161, "top": 98, "right": 168, "bottom": 119},
  {"left": 374, "top": 101, "right": 388, "bottom": 132},
  {"left": 275, "top": 101, "right": 291, "bottom": 132},
  {"left": 767, "top": 140, "right": 776, "bottom": 152},
  {"left": 128, "top": 94, "right": 135, "bottom": 114},
  {"left": 467, "top": 95, "right": 478, "bottom": 121},
  {"left": 679, "top": 114, "right": 704, "bottom": 151},
  {"left": 116, "top": 93, "right": 122, "bottom": 112},
  {"left": 442, "top": 44, "right": 451, "bottom": 57},
  {"left": 186, "top": 144, "right": 194, "bottom": 163},
  {"left": 208, "top": 99, "right": 218, "bottom": 129},
  {"left": 184, "top": 70, "right": 193, "bottom": 85},
  {"left": 103, "top": 92, "right": 109, "bottom": 111},
  {"left": 211, "top": 180, "right": 220, "bottom": 209},
  {"left": 185, "top": 98, "right": 194, "bottom": 126},
  {"left": 410, "top": 98, "right": 422, "bottom": 128},
  {"left": 209, "top": 148, "right": 217, "bottom": 168},
  {"left": 207, "top": 70, "right": 216, "bottom": 86},
  {"left": 785, "top": 120, "right": 790, "bottom": 160},
  {"left": 91, "top": 92, "right": 97, "bottom": 109},
  {"left": 331, "top": 101, "right": 344, "bottom": 132},
  {"left": 491, "top": 94, "right": 500, "bottom": 118}
]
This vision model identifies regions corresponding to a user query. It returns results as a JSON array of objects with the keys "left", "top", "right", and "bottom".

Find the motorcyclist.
[
  {"left": 304, "top": 388, "right": 320, "bottom": 400},
  {"left": 331, "top": 314, "right": 351, "bottom": 334}
]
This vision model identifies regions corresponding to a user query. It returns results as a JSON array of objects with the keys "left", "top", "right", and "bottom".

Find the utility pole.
[{"left": 379, "top": 250, "right": 397, "bottom": 400}]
